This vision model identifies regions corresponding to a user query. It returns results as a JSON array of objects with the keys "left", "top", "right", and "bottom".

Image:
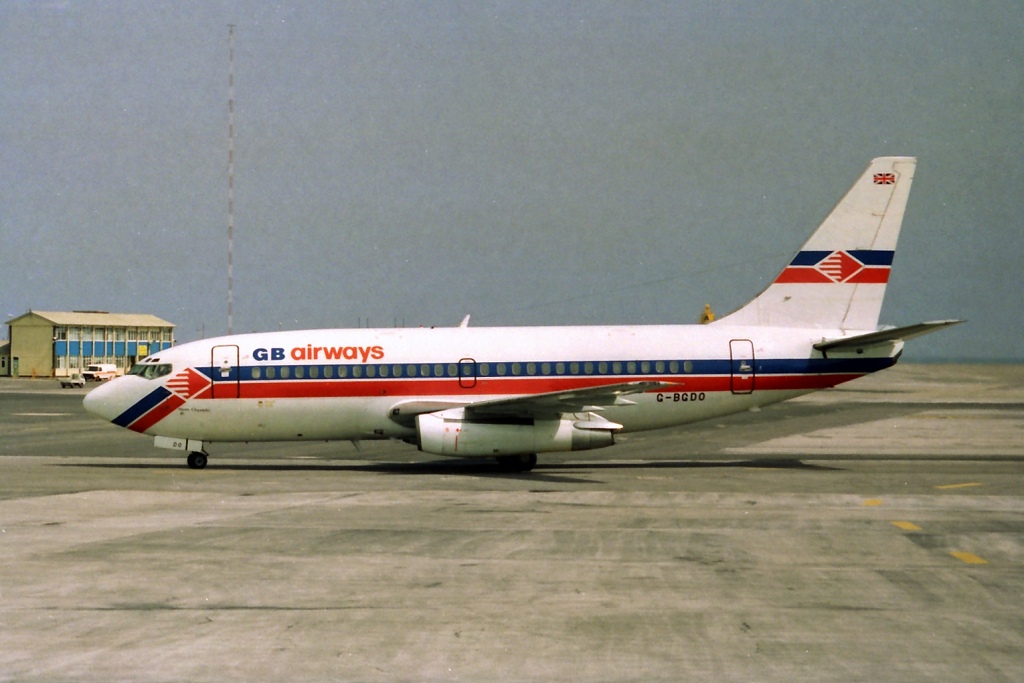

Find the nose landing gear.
[{"left": 186, "top": 451, "right": 208, "bottom": 470}]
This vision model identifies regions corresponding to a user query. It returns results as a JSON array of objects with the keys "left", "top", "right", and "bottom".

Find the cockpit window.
[{"left": 127, "top": 363, "right": 173, "bottom": 380}]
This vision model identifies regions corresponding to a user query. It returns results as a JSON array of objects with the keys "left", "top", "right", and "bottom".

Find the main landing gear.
[
  {"left": 186, "top": 451, "right": 208, "bottom": 470},
  {"left": 494, "top": 454, "right": 538, "bottom": 472}
]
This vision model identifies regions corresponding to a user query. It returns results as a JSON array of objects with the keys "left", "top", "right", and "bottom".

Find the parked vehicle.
[
  {"left": 82, "top": 364, "right": 118, "bottom": 382},
  {"left": 59, "top": 373, "right": 86, "bottom": 388}
]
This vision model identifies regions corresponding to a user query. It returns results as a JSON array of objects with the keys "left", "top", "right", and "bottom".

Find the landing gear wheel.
[
  {"left": 494, "top": 453, "right": 537, "bottom": 472},
  {"left": 186, "top": 452, "right": 208, "bottom": 470}
]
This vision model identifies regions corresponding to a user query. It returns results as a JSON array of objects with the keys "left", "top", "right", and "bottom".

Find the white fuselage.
[{"left": 83, "top": 322, "right": 897, "bottom": 449}]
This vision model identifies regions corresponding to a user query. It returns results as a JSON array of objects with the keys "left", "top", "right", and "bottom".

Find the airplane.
[{"left": 84, "top": 156, "right": 960, "bottom": 471}]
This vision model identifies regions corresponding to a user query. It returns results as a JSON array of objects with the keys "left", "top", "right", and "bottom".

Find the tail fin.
[{"left": 718, "top": 156, "right": 917, "bottom": 330}]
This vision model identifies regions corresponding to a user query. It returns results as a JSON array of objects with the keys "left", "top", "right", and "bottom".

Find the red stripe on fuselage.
[{"left": 192, "top": 373, "right": 866, "bottom": 401}]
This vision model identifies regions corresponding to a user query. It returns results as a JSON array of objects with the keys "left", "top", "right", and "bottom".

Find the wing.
[
  {"left": 386, "top": 380, "right": 677, "bottom": 428},
  {"left": 465, "top": 380, "right": 677, "bottom": 421}
]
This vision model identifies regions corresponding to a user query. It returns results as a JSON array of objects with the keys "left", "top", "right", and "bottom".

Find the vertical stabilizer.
[{"left": 718, "top": 157, "right": 916, "bottom": 330}]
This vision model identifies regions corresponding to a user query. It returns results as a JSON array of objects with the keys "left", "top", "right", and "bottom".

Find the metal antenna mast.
[{"left": 227, "top": 24, "right": 236, "bottom": 335}]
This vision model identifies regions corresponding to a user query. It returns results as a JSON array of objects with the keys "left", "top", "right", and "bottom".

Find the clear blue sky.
[{"left": 3, "top": 1, "right": 1022, "bottom": 359}]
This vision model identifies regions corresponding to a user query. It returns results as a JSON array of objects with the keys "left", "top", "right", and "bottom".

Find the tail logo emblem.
[
  {"left": 873, "top": 172, "right": 896, "bottom": 185},
  {"left": 816, "top": 251, "right": 863, "bottom": 283}
]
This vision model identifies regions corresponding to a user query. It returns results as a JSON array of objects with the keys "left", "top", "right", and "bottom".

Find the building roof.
[{"left": 5, "top": 310, "right": 175, "bottom": 328}]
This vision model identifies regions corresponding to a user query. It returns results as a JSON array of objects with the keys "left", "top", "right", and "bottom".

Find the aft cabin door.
[
  {"left": 211, "top": 345, "right": 240, "bottom": 399},
  {"left": 729, "top": 339, "right": 755, "bottom": 395}
]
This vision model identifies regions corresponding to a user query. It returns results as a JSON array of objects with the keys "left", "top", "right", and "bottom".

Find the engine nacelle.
[{"left": 416, "top": 408, "right": 617, "bottom": 457}]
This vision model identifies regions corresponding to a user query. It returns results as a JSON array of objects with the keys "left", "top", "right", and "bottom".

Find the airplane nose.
[{"left": 83, "top": 380, "right": 122, "bottom": 422}]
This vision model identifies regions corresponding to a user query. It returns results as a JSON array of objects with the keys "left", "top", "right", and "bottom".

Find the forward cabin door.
[
  {"left": 211, "top": 345, "right": 240, "bottom": 399},
  {"left": 729, "top": 339, "right": 755, "bottom": 395}
]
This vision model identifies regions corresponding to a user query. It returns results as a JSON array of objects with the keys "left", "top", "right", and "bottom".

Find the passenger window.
[
  {"left": 324, "top": 366, "right": 333, "bottom": 379},
  {"left": 352, "top": 366, "right": 362, "bottom": 378},
  {"left": 527, "top": 363, "right": 537, "bottom": 375},
  {"left": 295, "top": 366, "right": 305, "bottom": 379},
  {"left": 511, "top": 363, "right": 522, "bottom": 376},
  {"left": 479, "top": 363, "right": 490, "bottom": 377},
  {"left": 627, "top": 362, "right": 637, "bottom": 374},
  {"left": 570, "top": 362, "right": 580, "bottom": 375},
  {"left": 251, "top": 367, "right": 262, "bottom": 380},
  {"left": 392, "top": 365, "right": 401, "bottom": 378},
  {"left": 338, "top": 366, "right": 348, "bottom": 378},
  {"left": 267, "top": 367, "right": 276, "bottom": 379},
  {"left": 497, "top": 363, "right": 507, "bottom": 376},
  {"left": 669, "top": 361, "right": 679, "bottom": 373},
  {"left": 366, "top": 366, "right": 376, "bottom": 378},
  {"left": 447, "top": 364, "right": 457, "bottom": 377},
  {"left": 281, "top": 367, "right": 290, "bottom": 379}
]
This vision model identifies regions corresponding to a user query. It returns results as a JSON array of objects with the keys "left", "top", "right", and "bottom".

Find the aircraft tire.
[
  {"left": 187, "top": 452, "right": 208, "bottom": 470},
  {"left": 494, "top": 453, "right": 537, "bottom": 472}
]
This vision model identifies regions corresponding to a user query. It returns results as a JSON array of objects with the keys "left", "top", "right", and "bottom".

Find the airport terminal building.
[{"left": 3, "top": 310, "right": 175, "bottom": 378}]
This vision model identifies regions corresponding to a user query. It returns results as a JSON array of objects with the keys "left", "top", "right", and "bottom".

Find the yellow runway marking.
[
  {"left": 935, "top": 482, "right": 982, "bottom": 490},
  {"left": 891, "top": 521, "right": 922, "bottom": 531},
  {"left": 950, "top": 551, "right": 988, "bottom": 565},
  {"left": 862, "top": 499, "right": 883, "bottom": 507}
]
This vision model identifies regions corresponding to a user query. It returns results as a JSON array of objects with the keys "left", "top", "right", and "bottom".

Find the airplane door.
[
  {"left": 729, "top": 339, "right": 755, "bottom": 395},
  {"left": 211, "top": 345, "right": 240, "bottom": 399},
  {"left": 458, "top": 358, "right": 477, "bottom": 389}
]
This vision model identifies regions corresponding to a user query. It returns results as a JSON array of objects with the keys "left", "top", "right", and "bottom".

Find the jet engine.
[{"left": 416, "top": 408, "right": 618, "bottom": 457}]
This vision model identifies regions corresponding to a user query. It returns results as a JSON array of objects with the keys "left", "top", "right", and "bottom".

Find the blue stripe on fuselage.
[
  {"left": 200, "top": 356, "right": 895, "bottom": 384},
  {"left": 112, "top": 386, "right": 173, "bottom": 428}
]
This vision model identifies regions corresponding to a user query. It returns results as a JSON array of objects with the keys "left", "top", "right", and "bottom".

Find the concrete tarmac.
[{"left": 1, "top": 364, "right": 1022, "bottom": 682}]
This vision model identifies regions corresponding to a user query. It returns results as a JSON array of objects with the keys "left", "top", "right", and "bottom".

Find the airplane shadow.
[{"left": 60, "top": 457, "right": 841, "bottom": 485}]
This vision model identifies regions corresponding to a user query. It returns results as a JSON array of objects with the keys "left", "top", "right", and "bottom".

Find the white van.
[{"left": 82, "top": 364, "right": 118, "bottom": 382}]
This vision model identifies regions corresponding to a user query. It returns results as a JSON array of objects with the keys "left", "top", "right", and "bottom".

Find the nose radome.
[{"left": 83, "top": 381, "right": 121, "bottom": 421}]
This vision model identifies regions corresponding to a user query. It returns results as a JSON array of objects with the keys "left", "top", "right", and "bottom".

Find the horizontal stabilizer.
[{"left": 814, "top": 320, "right": 964, "bottom": 354}]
